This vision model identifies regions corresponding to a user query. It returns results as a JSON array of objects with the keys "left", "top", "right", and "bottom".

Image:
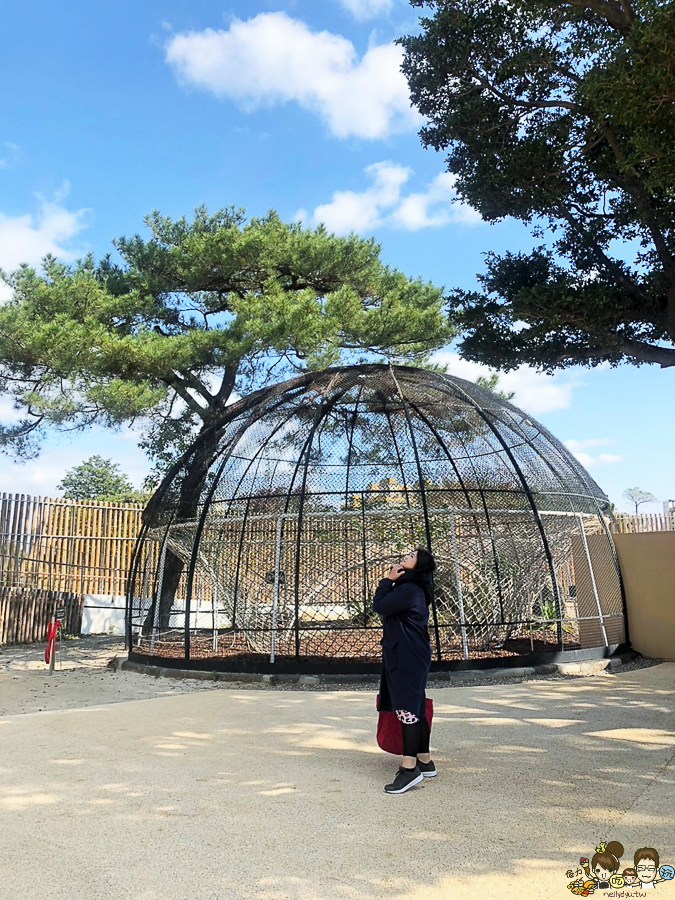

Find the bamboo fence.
[
  {"left": 0, "top": 493, "right": 144, "bottom": 595},
  {"left": 0, "top": 493, "right": 144, "bottom": 646},
  {"left": 612, "top": 513, "right": 675, "bottom": 533},
  {"left": 0, "top": 494, "right": 672, "bottom": 646},
  {"left": 0, "top": 588, "right": 83, "bottom": 645}
]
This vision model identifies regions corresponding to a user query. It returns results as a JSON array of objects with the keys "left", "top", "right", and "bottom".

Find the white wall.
[{"left": 81, "top": 594, "right": 126, "bottom": 636}]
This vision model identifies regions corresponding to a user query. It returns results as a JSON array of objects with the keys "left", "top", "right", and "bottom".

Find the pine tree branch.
[
  {"left": 180, "top": 369, "right": 215, "bottom": 407},
  {"left": 163, "top": 376, "right": 209, "bottom": 420},
  {"left": 214, "top": 366, "right": 237, "bottom": 404},
  {"left": 618, "top": 338, "right": 675, "bottom": 367}
]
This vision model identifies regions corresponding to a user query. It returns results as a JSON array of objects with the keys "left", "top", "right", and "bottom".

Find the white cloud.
[
  {"left": 0, "top": 452, "right": 89, "bottom": 497},
  {"left": 0, "top": 185, "right": 91, "bottom": 300},
  {"left": 165, "top": 12, "right": 420, "bottom": 139},
  {"left": 0, "top": 394, "right": 25, "bottom": 425},
  {"left": 564, "top": 439, "right": 622, "bottom": 468},
  {"left": 299, "top": 163, "right": 481, "bottom": 234},
  {"left": 431, "top": 350, "right": 581, "bottom": 416},
  {"left": 391, "top": 172, "right": 482, "bottom": 230},
  {"left": 337, "top": 0, "right": 394, "bottom": 21},
  {"left": 308, "top": 161, "right": 411, "bottom": 233}
]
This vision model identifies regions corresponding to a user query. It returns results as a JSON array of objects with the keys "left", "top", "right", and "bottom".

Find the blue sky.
[{"left": 1, "top": 0, "right": 672, "bottom": 513}]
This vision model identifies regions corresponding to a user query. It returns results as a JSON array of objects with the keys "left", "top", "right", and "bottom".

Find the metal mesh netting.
[{"left": 127, "top": 365, "right": 625, "bottom": 669}]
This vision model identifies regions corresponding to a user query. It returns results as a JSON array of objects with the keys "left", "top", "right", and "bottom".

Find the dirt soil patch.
[{"left": 0, "top": 634, "right": 659, "bottom": 717}]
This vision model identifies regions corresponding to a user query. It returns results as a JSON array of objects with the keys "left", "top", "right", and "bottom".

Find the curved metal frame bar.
[
  {"left": 388, "top": 367, "right": 442, "bottom": 662},
  {"left": 129, "top": 364, "right": 624, "bottom": 670},
  {"left": 182, "top": 395, "right": 294, "bottom": 658},
  {"left": 443, "top": 375, "right": 564, "bottom": 649},
  {"left": 408, "top": 397, "right": 506, "bottom": 628},
  {"left": 290, "top": 379, "right": 352, "bottom": 656}
]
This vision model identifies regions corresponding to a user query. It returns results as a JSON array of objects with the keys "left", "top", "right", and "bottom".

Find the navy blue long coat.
[{"left": 372, "top": 576, "right": 432, "bottom": 718}]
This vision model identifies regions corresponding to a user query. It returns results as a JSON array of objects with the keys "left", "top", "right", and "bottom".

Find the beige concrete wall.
[{"left": 614, "top": 532, "right": 675, "bottom": 660}]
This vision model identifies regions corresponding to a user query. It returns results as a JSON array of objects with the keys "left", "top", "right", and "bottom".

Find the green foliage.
[
  {"left": 0, "top": 208, "right": 453, "bottom": 476},
  {"left": 57, "top": 455, "right": 148, "bottom": 502},
  {"left": 535, "top": 596, "right": 558, "bottom": 625},
  {"left": 400, "top": 0, "right": 675, "bottom": 371},
  {"left": 475, "top": 373, "right": 515, "bottom": 401}
]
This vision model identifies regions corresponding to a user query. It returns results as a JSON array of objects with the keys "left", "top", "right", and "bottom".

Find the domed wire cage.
[{"left": 126, "top": 364, "right": 626, "bottom": 672}]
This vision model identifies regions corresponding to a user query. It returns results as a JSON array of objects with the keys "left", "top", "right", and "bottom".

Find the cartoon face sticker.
[
  {"left": 637, "top": 862, "right": 658, "bottom": 884},
  {"left": 590, "top": 840, "right": 623, "bottom": 885},
  {"left": 568, "top": 846, "right": 671, "bottom": 893},
  {"left": 593, "top": 863, "right": 613, "bottom": 882}
]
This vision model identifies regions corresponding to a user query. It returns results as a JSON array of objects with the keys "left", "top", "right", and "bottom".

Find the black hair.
[{"left": 414, "top": 547, "right": 436, "bottom": 575}]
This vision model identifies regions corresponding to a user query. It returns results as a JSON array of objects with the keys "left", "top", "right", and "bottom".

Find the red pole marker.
[{"left": 45, "top": 620, "right": 60, "bottom": 665}]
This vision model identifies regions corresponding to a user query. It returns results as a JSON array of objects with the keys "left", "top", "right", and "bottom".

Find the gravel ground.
[
  {"left": 0, "top": 634, "right": 661, "bottom": 717},
  {"left": 1, "top": 644, "right": 672, "bottom": 900}
]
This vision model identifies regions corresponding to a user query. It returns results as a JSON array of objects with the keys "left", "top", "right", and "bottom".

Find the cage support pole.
[
  {"left": 389, "top": 367, "right": 442, "bottom": 662},
  {"left": 491, "top": 407, "right": 619, "bottom": 649},
  {"left": 212, "top": 585, "right": 218, "bottom": 653},
  {"left": 125, "top": 520, "right": 149, "bottom": 652},
  {"left": 343, "top": 389, "right": 363, "bottom": 623},
  {"left": 229, "top": 410, "right": 299, "bottom": 629},
  {"left": 450, "top": 515, "right": 470, "bottom": 659},
  {"left": 231, "top": 496, "right": 253, "bottom": 630},
  {"left": 270, "top": 514, "right": 284, "bottom": 663},
  {"left": 597, "top": 511, "right": 628, "bottom": 645},
  {"left": 290, "top": 379, "right": 349, "bottom": 658},
  {"left": 360, "top": 493, "right": 368, "bottom": 620},
  {"left": 182, "top": 400, "right": 290, "bottom": 661},
  {"left": 409, "top": 401, "right": 506, "bottom": 626},
  {"left": 281, "top": 411, "right": 333, "bottom": 658},
  {"left": 576, "top": 515, "right": 609, "bottom": 647},
  {"left": 383, "top": 407, "right": 415, "bottom": 547},
  {"left": 446, "top": 376, "right": 564, "bottom": 651},
  {"left": 137, "top": 555, "right": 151, "bottom": 649},
  {"left": 151, "top": 536, "right": 168, "bottom": 655},
  {"left": 182, "top": 413, "right": 269, "bottom": 661}
]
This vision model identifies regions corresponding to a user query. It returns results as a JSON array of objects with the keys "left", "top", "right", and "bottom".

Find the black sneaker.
[
  {"left": 384, "top": 765, "right": 424, "bottom": 794},
  {"left": 417, "top": 759, "right": 437, "bottom": 778}
]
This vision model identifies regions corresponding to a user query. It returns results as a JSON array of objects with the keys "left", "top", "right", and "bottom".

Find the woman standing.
[{"left": 372, "top": 547, "right": 436, "bottom": 794}]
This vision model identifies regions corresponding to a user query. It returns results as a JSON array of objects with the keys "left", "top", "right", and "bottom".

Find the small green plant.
[
  {"left": 537, "top": 598, "right": 558, "bottom": 623},
  {"left": 345, "top": 594, "right": 378, "bottom": 626}
]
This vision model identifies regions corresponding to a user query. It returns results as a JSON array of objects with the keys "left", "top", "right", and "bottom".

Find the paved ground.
[{"left": 0, "top": 639, "right": 674, "bottom": 899}]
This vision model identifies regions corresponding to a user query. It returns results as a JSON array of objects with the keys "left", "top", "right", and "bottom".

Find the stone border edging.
[{"left": 113, "top": 652, "right": 638, "bottom": 686}]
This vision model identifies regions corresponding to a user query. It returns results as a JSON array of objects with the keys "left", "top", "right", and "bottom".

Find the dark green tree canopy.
[
  {"left": 401, "top": 0, "right": 675, "bottom": 370},
  {"left": 0, "top": 207, "right": 453, "bottom": 476},
  {"left": 57, "top": 455, "right": 144, "bottom": 502}
]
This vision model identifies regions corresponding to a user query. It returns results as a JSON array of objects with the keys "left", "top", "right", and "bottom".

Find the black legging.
[{"left": 401, "top": 714, "right": 430, "bottom": 760}]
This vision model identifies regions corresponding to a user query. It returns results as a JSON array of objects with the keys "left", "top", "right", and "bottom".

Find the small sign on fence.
[
  {"left": 55, "top": 606, "right": 66, "bottom": 622},
  {"left": 265, "top": 571, "right": 285, "bottom": 585}
]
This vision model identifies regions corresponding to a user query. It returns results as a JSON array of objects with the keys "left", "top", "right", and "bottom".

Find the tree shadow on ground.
[{"left": 0, "top": 665, "right": 673, "bottom": 900}]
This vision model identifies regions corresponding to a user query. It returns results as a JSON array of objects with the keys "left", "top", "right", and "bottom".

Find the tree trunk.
[
  {"left": 142, "top": 425, "right": 222, "bottom": 636},
  {"left": 137, "top": 368, "right": 320, "bottom": 641}
]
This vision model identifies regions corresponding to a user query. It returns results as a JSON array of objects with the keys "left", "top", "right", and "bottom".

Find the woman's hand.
[{"left": 387, "top": 565, "right": 406, "bottom": 581}]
